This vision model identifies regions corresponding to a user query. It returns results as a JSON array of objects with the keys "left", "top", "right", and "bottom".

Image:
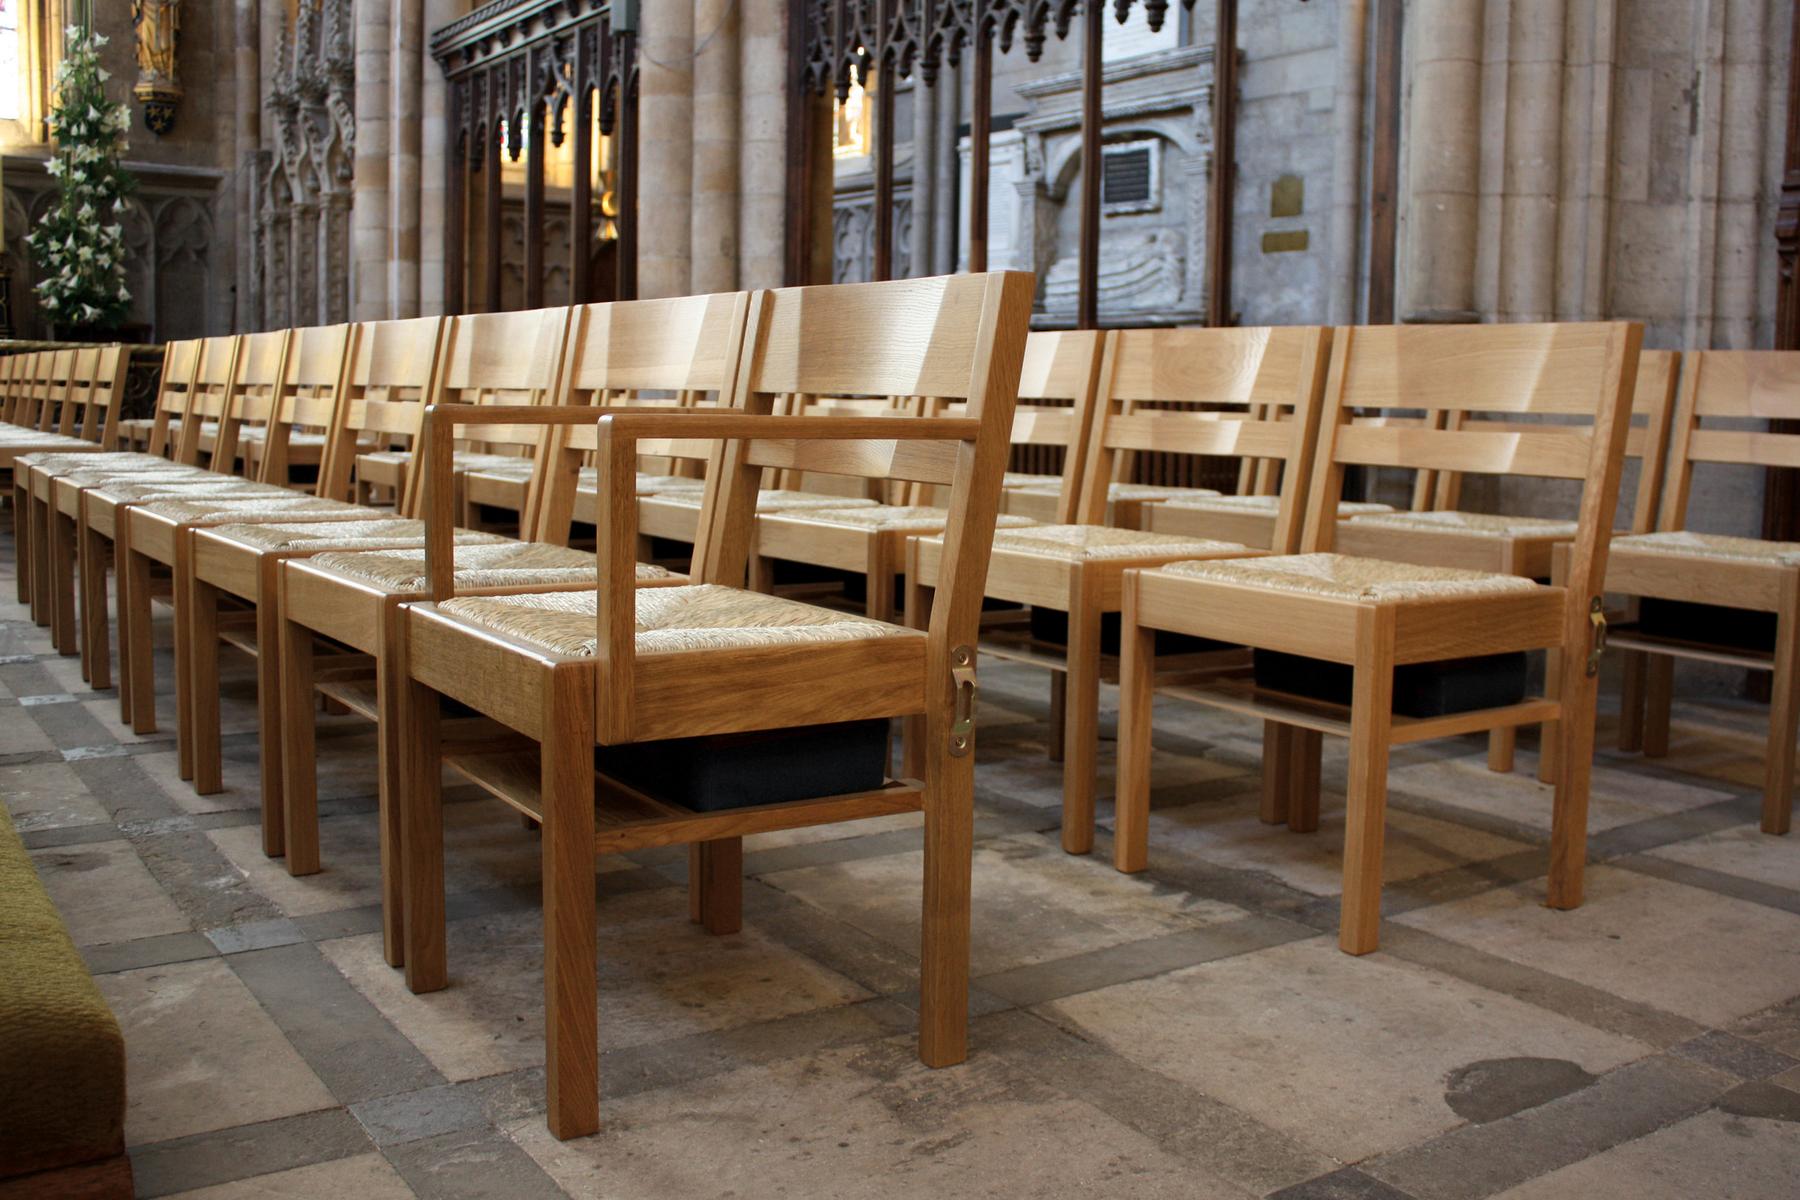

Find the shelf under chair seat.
[
  {"left": 1611, "top": 529, "right": 1800, "bottom": 567},
  {"left": 305, "top": 541, "right": 667, "bottom": 593},
  {"left": 1157, "top": 494, "right": 1394, "bottom": 519},
  {"left": 1342, "top": 510, "right": 1579, "bottom": 539}
]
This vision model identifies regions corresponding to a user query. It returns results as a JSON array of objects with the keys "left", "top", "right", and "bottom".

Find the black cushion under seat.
[
  {"left": 595, "top": 719, "right": 891, "bottom": 813},
  {"left": 1028, "top": 606, "right": 1235, "bottom": 657},
  {"left": 1252, "top": 649, "right": 1532, "bottom": 718},
  {"left": 1636, "top": 598, "right": 1777, "bottom": 655}
]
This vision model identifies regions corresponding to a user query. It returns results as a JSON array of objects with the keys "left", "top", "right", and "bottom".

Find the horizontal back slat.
[
  {"left": 238, "top": 330, "right": 288, "bottom": 385},
  {"left": 1690, "top": 350, "right": 1800, "bottom": 418},
  {"left": 290, "top": 324, "right": 351, "bottom": 387},
  {"left": 1686, "top": 428, "right": 1800, "bottom": 469},
  {"left": 1009, "top": 407, "right": 1080, "bottom": 445},
  {"left": 1334, "top": 322, "right": 1621, "bottom": 414},
  {"left": 750, "top": 275, "right": 992, "bottom": 399},
  {"left": 350, "top": 316, "right": 443, "bottom": 389},
  {"left": 1335, "top": 424, "right": 1595, "bottom": 479},
  {"left": 1109, "top": 325, "right": 1303, "bottom": 408},
  {"left": 564, "top": 292, "right": 743, "bottom": 395},
  {"left": 441, "top": 308, "right": 569, "bottom": 393},
  {"left": 1104, "top": 413, "right": 1298, "bottom": 459},
  {"left": 1019, "top": 329, "right": 1102, "bottom": 403},
  {"left": 744, "top": 435, "right": 962, "bottom": 486}
]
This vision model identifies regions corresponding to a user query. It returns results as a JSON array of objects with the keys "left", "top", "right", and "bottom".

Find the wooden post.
[
  {"left": 484, "top": 102, "right": 504, "bottom": 313},
  {"left": 874, "top": 62, "right": 897, "bottom": 281},
  {"left": 525, "top": 100, "right": 547, "bottom": 310},
  {"left": 618, "top": 67, "right": 640, "bottom": 301},
  {"left": 1365, "top": 0, "right": 1403, "bottom": 325},
  {"left": 969, "top": 34, "right": 993, "bottom": 273},
  {"left": 444, "top": 122, "right": 466, "bottom": 315},
  {"left": 1206, "top": 0, "right": 1237, "bottom": 326},
  {"left": 1765, "top": 4, "right": 1800, "bottom": 542},
  {"left": 1077, "top": 2, "right": 1103, "bottom": 330},
  {"left": 782, "top": 0, "right": 815, "bottom": 286},
  {"left": 571, "top": 85, "right": 593, "bottom": 303}
]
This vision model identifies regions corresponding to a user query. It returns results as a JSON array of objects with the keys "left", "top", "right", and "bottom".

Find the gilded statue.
[{"left": 131, "top": 0, "right": 183, "bottom": 134}]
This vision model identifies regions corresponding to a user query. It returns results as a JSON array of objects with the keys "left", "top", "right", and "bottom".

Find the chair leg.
[
  {"left": 50, "top": 510, "right": 78, "bottom": 656},
  {"left": 1486, "top": 727, "right": 1516, "bottom": 774},
  {"left": 1340, "top": 610, "right": 1395, "bottom": 956},
  {"left": 919, "top": 673, "right": 974, "bottom": 1071},
  {"left": 1288, "top": 729, "right": 1323, "bottom": 834},
  {"left": 377, "top": 607, "right": 411, "bottom": 966},
  {"left": 1046, "top": 672, "right": 1067, "bottom": 763},
  {"left": 1537, "top": 643, "right": 1564, "bottom": 785},
  {"left": 400, "top": 666, "right": 445, "bottom": 992},
  {"left": 252, "top": 568, "right": 285, "bottom": 841},
  {"left": 1260, "top": 721, "right": 1293, "bottom": 826},
  {"left": 12, "top": 481, "right": 28, "bottom": 605},
  {"left": 124, "top": 542, "right": 157, "bottom": 736},
  {"left": 173, "top": 538, "right": 195, "bottom": 781},
  {"left": 541, "top": 668, "right": 599, "bottom": 1140},
  {"left": 189, "top": 577, "right": 224, "bottom": 795},
  {"left": 1548, "top": 630, "right": 1604, "bottom": 910},
  {"left": 279, "top": 616, "right": 322, "bottom": 869},
  {"left": 1060, "top": 576, "right": 1103, "bottom": 856},
  {"left": 689, "top": 839, "right": 744, "bottom": 935},
  {"left": 1617, "top": 648, "right": 1648, "bottom": 752},
  {"left": 1763, "top": 596, "right": 1799, "bottom": 836},
  {"left": 79, "top": 520, "right": 108, "bottom": 689},
  {"left": 30, "top": 495, "right": 53, "bottom": 626},
  {"left": 1642, "top": 655, "right": 1674, "bottom": 758},
  {"left": 1113, "top": 584, "right": 1156, "bottom": 874}
]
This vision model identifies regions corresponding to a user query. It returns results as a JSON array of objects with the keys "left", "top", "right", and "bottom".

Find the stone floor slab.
[
  {"left": 0, "top": 759, "right": 111, "bottom": 830},
  {"left": 163, "top": 1152, "right": 414, "bottom": 1200},
  {"left": 28, "top": 836, "right": 191, "bottom": 945},
  {"left": 1489, "top": 1107, "right": 1800, "bottom": 1199}
]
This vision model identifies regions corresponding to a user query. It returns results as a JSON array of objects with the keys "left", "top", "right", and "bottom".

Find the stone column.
[
  {"left": 736, "top": 0, "right": 785, "bottom": 287},
  {"left": 1497, "top": 0, "right": 1564, "bottom": 322},
  {"left": 235, "top": 0, "right": 261, "bottom": 329},
  {"left": 1401, "top": 0, "right": 1483, "bottom": 322},
  {"left": 638, "top": 0, "right": 694, "bottom": 298},
  {"left": 352, "top": 0, "right": 392, "bottom": 319},
  {"left": 388, "top": 0, "right": 424, "bottom": 318},
  {"left": 1713, "top": 0, "right": 1770, "bottom": 348},
  {"left": 418, "top": 0, "right": 466, "bottom": 315},
  {"left": 933, "top": 61, "right": 960, "bottom": 275},
  {"left": 911, "top": 77, "right": 937, "bottom": 278},
  {"left": 1328, "top": 0, "right": 1367, "bottom": 323},
  {"left": 1556, "top": 0, "right": 1616, "bottom": 320},
  {"left": 689, "top": 0, "right": 740, "bottom": 293}
]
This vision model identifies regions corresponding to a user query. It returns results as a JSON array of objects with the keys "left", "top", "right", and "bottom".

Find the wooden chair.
[
  {"left": 1600, "top": 350, "right": 1800, "bottom": 836},
  {"left": 907, "top": 326, "right": 1332, "bottom": 855},
  {"left": 316, "top": 316, "right": 447, "bottom": 504},
  {"left": 240, "top": 325, "right": 352, "bottom": 488},
  {"left": 178, "top": 308, "right": 567, "bottom": 815},
  {"left": 264, "top": 293, "right": 744, "bottom": 971},
  {"left": 14, "top": 347, "right": 132, "bottom": 654},
  {"left": 1112, "top": 321, "right": 1642, "bottom": 956},
  {"left": 392, "top": 272, "right": 1031, "bottom": 1140},
  {"left": 748, "top": 332, "right": 1103, "bottom": 622}
]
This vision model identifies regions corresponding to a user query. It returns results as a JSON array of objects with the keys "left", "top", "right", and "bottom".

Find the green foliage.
[{"left": 25, "top": 24, "right": 135, "bottom": 332}]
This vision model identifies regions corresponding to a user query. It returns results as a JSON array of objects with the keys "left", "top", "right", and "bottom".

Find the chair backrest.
[
  {"left": 255, "top": 324, "right": 354, "bottom": 485},
  {"left": 1418, "top": 347, "right": 1681, "bottom": 534},
  {"left": 575, "top": 272, "right": 1034, "bottom": 740},
  {"left": 62, "top": 345, "right": 131, "bottom": 447},
  {"left": 173, "top": 336, "right": 244, "bottom": 467},
  {"left": 147, "top": 339, "right": 202, "bottom": 457},
  {"left": 317, "top": 316, "right": 447, "bottom": 503},
  {"left": 1655, "top": 350, "right": 1800, "bottom": 532},
  {"left": 213, "top": 329, "right": 294, "bottom": 473},
  {"left": 24, "top": 350, "right": 75, "bottom": 433},
  {"left": 1306, "top": 321, "right": 1642, "bottom": 613},
  {"left": 1079, "top": 326, "right": 1334, "bottom": 553},
  {"left": 0, "top": 354, "right": 24, "bottom": 424},
  {"left": 534, "top": 291, "right": 752, "bottom": 541},
  {"left": 4, "top": 352, "right": 40, "bottom": 427}
]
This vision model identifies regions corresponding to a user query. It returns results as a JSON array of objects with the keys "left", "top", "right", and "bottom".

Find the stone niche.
[{"left": 960, "top": 44, "right": 1214, "bottom": 326}]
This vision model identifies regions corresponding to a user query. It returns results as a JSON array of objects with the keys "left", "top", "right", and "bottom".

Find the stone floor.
[{"left": 3, "top": 540, "right": 1799, "bottom": 1200}]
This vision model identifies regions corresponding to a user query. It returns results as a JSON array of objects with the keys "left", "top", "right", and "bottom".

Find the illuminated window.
[
  {"left": 0, "top": 1, "right": 21, "bottom": 122},
  {"left": 833, "top": 70, "right": 872, "bottom": 159}
]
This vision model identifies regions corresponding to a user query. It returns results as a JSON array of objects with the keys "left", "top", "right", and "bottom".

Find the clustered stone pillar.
[
  {"left": 351, "top": 0, "right": 392, "bottom": 321},
  {"left": 689, "top": 0, "right": 740, "bottom": 294},
  {"left": 639, "top": 1, "right": 696, "bottom": 298},
  {"left": 388, "top": 0, "right": 425, "bottom": 318},
  {"left": 1400, "top": 0, "right": 1482, "bottom": 323},
  {"left": 737, "top": 0, "right": 789, "bottom": 289},
  {"left": 234, "top": 0, "right": 260, "bottom": 330},
  {"left": 418, "top": 0, "right": 465, "bottom": 315}
]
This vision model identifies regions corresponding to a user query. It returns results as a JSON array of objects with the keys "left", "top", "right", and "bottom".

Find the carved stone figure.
[{"left": 131, "top": 0, "right": 182, "bottom": 134}]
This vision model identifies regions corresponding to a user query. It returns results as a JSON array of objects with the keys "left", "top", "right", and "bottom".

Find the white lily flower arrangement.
[{"left": 31, "top": 23, "right": 136, "bottom": 332}]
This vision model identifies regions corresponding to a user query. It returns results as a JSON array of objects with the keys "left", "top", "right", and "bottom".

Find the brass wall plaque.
[{"left": 1261, "top": 229, "right": 1310, "bottom": 253}]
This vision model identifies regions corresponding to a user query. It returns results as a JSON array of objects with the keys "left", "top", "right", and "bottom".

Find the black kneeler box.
[
  {"left": 1252, "top": 649, "right": 1532, "bottom": 718},
  {"left": 596, "top": 720, "right": 892, "bottom": 813}
]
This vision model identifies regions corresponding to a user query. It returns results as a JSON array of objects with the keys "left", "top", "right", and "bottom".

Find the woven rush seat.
[
  {"left": 235, "top": 427, "right": 327, "bottom": 447},
  {"left": 655, "top": 488, "right": 881, "bottom": 512},
  {"left": 1003, "top": 472, "right": 1056, "bottom": 487},
  {"left": 1160, "top": 494, "right": 1394, "bottom": 518},
  {"left": 1345, "top": 510, "right": 1578, "bottom": 538},
  {"left": 781, "top": 504, "right": 1036, "bottom": 533},
  {"left": 1612, "top": 529, "right": 1800, "bottom": 567},
  {"left": 439, "top": 582, "right": 919, "bottom": 657},
  {"left": 138, "top": 495, "right": 375, "bottom": 523},
  {"left": 986, "top": 524, "right": 1246, "bottom": 561},
  {"left": 89, "top": 478, "right": 290, "bottom": 502},
  {"left": 20, "top": 451, "right": 187, "bottom": 472},
  {"left": 209, "top": 518, "right": 511, "bottom": 554},
  {"left": 0, "top": 429, "right": 89, "bottom": 446},
  {"left": 1161, "top": 552, "right": 1540, "bottom": 601},
  {"left": 307, "top": 541, "right": 663, "bottom": 593}
]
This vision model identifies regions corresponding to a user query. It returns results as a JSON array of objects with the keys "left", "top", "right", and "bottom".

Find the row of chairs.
[{"left": 3, "top": 283, "right": 1793, "bottom": 1141}]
